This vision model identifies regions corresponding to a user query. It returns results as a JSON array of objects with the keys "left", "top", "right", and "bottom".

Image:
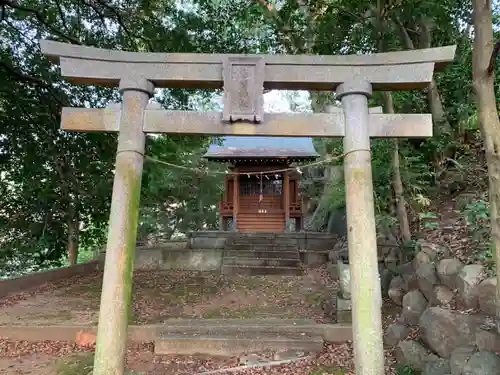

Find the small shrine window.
[{"left": 239, "top": 174, "right": 283, "bottom": 197}]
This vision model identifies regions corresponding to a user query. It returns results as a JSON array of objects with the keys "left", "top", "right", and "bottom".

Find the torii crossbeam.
[{"left": 40, "top": 40, "right": 456, "bottom": 375}]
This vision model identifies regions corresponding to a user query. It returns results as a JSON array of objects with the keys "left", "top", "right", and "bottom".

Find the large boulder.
[
  {"left": 429, "top": 285, "right": 455, "bottom": 306},
  {"left": 450, "top": 347, "right": 475, "bottom": 375},
  {"left": 384, "top": 247, "right": 399, "bottom": 268},
  {"left": 402, "top": 290, "right": 428, "bottom": 325},
  {"left": 395, "top": 340, "right": 439, "bottom": 371},
  {"left": 415, "top": 250, "right": 434, "bottom": 266},
  {"left": 380, "top": 267, "right": 393, "bottom": 296},
  {"left": 416, "top": 241, "right": 449, "bottom": 263},
  {"left": 437, "top": 258, "right": 464, "bottom": 290},
  {"left": 384, "top": 323, "right": 410, "bottom": 347},
  {"left": 476, "top": 328, "right": 500, "bottom": 353},
  {"left": 419, "top": 307, "right": 480, "bottom": 358},
  {"left": 417, "top": 263, "right": 440, "bottom": 300},
  {"left": 424, "top": 359, "right": 451, "bottom": 375},
  {"left": 456, "top": 265, "right": 486, "bottom": 308},
  {"left": 389, "top": 276, "right": 406, "bottom": 306},
  {"left": 476, "top": 278, "right": 497, "bottom": 316},
  {"left": 462, "top": 351, "right": 500, "bottom": 375}
]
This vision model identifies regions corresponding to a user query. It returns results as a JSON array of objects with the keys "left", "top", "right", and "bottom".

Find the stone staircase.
[
  {"left": 221, "top": 234, "right": 303, "bottom": 276},
  {"left": 154, "top": 318, "right": 324, "bottom": 356}
]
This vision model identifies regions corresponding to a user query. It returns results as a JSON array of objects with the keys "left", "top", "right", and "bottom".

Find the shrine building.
[{"left": 204, "top": 136, "right": 319, "bottom": 233}]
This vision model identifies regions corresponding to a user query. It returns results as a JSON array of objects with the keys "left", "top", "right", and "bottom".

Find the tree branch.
[
  {"left": 2, "top": 0, "right": 81, "bottom": 44},
  {"left": 0, "top": 60, "right": 47, "bottom": 85},
  {"left": 393, "top": 16, "right": 415, "bottom": 50}
]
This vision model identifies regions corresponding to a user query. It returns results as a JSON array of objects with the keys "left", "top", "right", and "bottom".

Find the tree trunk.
[
  {"left": 67, "top": 217, "right": 79, "bottom": 265},
  {"left": 308, "top": 166, "right": 337, "bottom": 230},
  {"left": 383, "top": 92, "right": 412, "bottom": 244},
  {"left": 471, "top": 0, "right": 500, "bottom": 333},
  {"left": 395, "top": 18, "right": 453, "bottom": 138}
]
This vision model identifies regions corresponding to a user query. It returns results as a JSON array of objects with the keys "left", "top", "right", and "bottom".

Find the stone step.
[
  {"left": 226, "top": 237, "right": 297, "bottom": 245},
  {"left": 156, "top": 319, "right": 353, "bottom": 343},
  {"left": 224, "top": 250, "right": 300, "bottom": 259},
  {"left": 228, "top": 238, "right": 298, "bottom": 244},
  {"left": 227, "top": 240, "right": 274, "bottom": 247},
  {"left": 160, "top": 318, "right": 315, "bottom": 326},
  {"left": 222, "top": 265, "right": 303, "bottom": 276},
  {"left": 154, "top": 331, "right": 323, "bottom": 356},
  {"left": 157, "top": 319, "right": 325, "bottom": 337},
  {"left": 223, "top": 256, "right": 300, "bottom": 268},
  {"left": 225, "top": 244, "right": 297, "bottom": 251}
]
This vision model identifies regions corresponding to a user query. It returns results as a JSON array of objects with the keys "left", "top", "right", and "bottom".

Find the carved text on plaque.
[{"left": 222, "top": 57, "right": 265, "bottom": 123}]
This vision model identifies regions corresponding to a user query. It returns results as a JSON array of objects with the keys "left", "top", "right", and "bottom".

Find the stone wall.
[
  {"left": 135, "top": 246, "right": 223, "bottom": 271},
  {"left": 134, "top": 231, "right": 339, "bottom": 270},
  {"left": 327, "top": 239, "right": 500, "bottom": 375},
  {"left": 187, "top": 231, "right": 338, "bottom": 250},
  {"left": 383, "top": 244, "right": 500, "bottom": 375},
  {"left": 0, "top": 260, "right": 102, "bottom": 298}
]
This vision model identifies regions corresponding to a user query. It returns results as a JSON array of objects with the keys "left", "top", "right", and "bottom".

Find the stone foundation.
[
  {"left": 135, "top": 246, "right": 223, "bottom": 271},
  {"left": 134, "top": 231, "right": 338, "bottom": 271},
  {"left": 189, "top": 231, "right": 338, "bottom": 250}
]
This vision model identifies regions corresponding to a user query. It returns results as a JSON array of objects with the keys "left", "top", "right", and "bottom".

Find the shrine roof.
[{"left": 203, "top": 136, "right": 319, "bottom": 161}]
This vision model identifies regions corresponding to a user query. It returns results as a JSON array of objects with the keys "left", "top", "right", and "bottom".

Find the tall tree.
[{"left": 471, "top": 0, "right": 500, "bottom": 332}]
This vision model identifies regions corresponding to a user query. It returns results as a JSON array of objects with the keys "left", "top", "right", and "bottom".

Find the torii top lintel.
[{"left": 40, "top": 40, "right": 456, "bottom": 91}]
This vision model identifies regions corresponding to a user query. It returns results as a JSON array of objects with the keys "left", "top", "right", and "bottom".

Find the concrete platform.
[
  {"left": 154, "top": 331, "right": 323, "bottom": 356},
  {"left": 156, "top": 319, "right": 352, "bottom": 342}
]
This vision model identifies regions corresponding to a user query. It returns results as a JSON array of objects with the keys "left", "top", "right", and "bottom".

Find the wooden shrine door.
[{"left": 237, "top": 173, "right": 285, "bottom": 232}]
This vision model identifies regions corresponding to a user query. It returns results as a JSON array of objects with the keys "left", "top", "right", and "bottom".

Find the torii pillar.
[
  {"left": 93, "top": 77, "right": 154, "bottom": 374},
  {"left": 337, "top": 79, "right": 384, "bottom": 375},
  {"left": 39, "top": 39, "right": 455, "bottom": 375}
]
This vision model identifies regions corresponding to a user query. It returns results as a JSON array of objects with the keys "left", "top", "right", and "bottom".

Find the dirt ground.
[
  {"left": 0, "top": 265, "right": 404, "bottom": 374},
  {"left": 0, "top": 266, "right": 352, "bottom": 374},
  {"left": 0, "top": 267, "right": 336, "bottom": 326},
  {"left": 0, "top": 339, "right": 358, "bottom": 375}
]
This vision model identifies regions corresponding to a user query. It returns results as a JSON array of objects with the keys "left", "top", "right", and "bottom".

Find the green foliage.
[
  {"left": 0, "top": 0, "right": 272, "bottom": 271},
  {"left": 308, "top": 367, "right": 350, "bottom": 375},
  {"left": 55, "top": 353, "right": 142, "bottom": 375},
  {"left": 396, "top": 364, "right": 420, "bottom": 375},
  {"left": 461, "top": 198, "right": 495, "bottom": 274},
  {"left": 419, "top": 212, "right": 440, "bottom": 230},
  {"left": 0, "top": 0, "right": 496, "bottom": 275}
]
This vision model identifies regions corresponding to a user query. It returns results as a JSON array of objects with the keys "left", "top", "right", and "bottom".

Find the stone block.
[
  {"left": 190, "top": 234, "right": 227, "bottom": 249},
  {"left": 154, "top": 333, "right": 323, "bottom": 356},
  {"left": 337, "top": 261, "right": 351, "bottom": 299},
  {"left": 301, "top": 251, "right": 328, "bottom": 266},
  {"left": 336, "top": 295, "right": 352, "bottom": 323}
]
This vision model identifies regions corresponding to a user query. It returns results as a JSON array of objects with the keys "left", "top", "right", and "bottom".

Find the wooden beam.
[
  {"left": 61, "top": 107, "right": 432, "bottom": 138},
  {"left": 284, "top": 171, "right": 290, "bottom": 228},
  {"left": 40, "top": 40, "right": 456, "bottom": 91}
]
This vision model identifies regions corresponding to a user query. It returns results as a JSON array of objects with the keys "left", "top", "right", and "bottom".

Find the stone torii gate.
[{"left": 40, "top": 40, "right": 455, "bottom": 375}]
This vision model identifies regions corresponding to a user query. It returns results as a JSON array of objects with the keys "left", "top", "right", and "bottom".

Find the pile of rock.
[
  {"left": 327, "top": 238, "right": 500, "bottom": 375},
  {"left": 384, "top": 243, "right": 500, "bottom": 375},
  {"left": 327, "top": 235, "right": 400, "bottom": 297},
  {"left": 327, "top": 235, "right": 401, "bottom": 323}
]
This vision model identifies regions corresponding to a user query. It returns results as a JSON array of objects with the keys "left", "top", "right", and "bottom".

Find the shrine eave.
[{"left": 205, "top": 156, "right": 317, "bottom": 165}]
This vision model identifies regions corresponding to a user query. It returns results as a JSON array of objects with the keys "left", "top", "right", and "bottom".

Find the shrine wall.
[{"left": 133, "top": 231, "right": 339, "bottom": 270}]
